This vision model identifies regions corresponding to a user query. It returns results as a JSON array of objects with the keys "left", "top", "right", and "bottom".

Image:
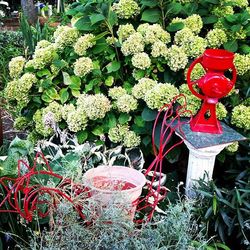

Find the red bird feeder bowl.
[{"left": 187, "top": 49, "right": 237, "bottom": 134}]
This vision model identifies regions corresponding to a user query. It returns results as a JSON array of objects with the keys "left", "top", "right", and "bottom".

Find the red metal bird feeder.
[{"left": 187, "top": 49, "right": 237, "bottom": 134}]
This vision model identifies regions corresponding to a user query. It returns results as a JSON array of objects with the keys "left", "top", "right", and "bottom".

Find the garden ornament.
[
  {"left": 0, "top": 152, "right": 86, "bottom": 222},
  {"left": 187, "top": 49, "right": 236, "bottom": 134}
]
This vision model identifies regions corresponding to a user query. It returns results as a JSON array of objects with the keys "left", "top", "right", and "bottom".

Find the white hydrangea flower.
[
  {"left": 123, "top": 131, "right": 141, "bottom": 148},
  {"left": 66, "top": 108, "right": 88, "bottom": 132},
  {"left": 234, "top": 54, "right": 250, "bottom": 75},
  {"left": 74, "top": 34, "right": 96, "bottom": 56},
  {"left": 165, "top": 45, "right": 188, "bottom": 72},
  {"left": 132, "top": 78, "right": 157, "bottom": 99},
  {"left": 121, "top": 32, "right": 144, "bottom": 56},
  {"left": 54, "top": 26, "right": 79, "bottom": 49},
  {"left": 108, "top": 86, "right": 127, "bottom": 100},
  {"left": 112, "top": 0, "right": 140, "bottom": 19},
  {"left": 151, "top": 41, "right": 168, "bottom": 58},
  {"left": 74, "top": 57, "right": 94, "bottom": 77},
  {"left": 77, "top": 93, "right": 111, "bottom": 120},
  {"left": 116, "top": 94, "right": 138, "bottom": 113},
  {"left": 145, "top": 83, "right": 179, "bottom": 110},
  {"left": 9, "top": 56, "right": 26, "bottom": 79},
  {"left": 206, "top": 28, "right": 227, "bottom": 48},
  {"left": 131, "top": 52, "right": 151, "bottom": 70},
  {"left": 117, "top": 24, "right": 135, "bottom": 41}
]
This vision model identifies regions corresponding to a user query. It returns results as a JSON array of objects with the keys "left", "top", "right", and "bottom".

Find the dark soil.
[{"left": 0, "top": 109, "right": 26, "bottom": 146}]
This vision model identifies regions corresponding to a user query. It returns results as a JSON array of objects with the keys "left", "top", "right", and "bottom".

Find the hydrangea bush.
[{"left": 2, "top": 0, "right": 250, "bottom": 155}]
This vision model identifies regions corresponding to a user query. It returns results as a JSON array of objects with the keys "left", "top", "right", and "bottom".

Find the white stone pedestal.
[{"left": 183, "top": 140, "right": 232, "bottom": 197}]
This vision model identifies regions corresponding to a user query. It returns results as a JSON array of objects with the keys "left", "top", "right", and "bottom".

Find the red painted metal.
[{"left": 187, "top": 49, "right": 236, "bottom": 134}]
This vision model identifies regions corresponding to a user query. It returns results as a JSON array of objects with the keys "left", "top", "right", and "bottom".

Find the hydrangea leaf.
[
  {"left": 142, "top": 107, "right": 158, "bottom": 121},
  {"left": 42, "top": 87, "right": 60, "bottom": 102},
  {"left": 69, "top": 76, "right": 81, "bottom": 90},
  {"left": 202, "top": 15, "right": 218, "bottom": 24},
  {"left": 62, "top": 72, "right": 72, "bottom": 85},
  {"left": 74, "top": 16, "right": 94, "bottom": 31},
  {"left": 107, "top": 113, "right": 117, "bottom": 128},
  {"left": 92, "top": 38, "right": 108, "bottom": 54},
  {"left": 105, "top": 76, "right": 114, "bottom": 86},
  {"left": 166, "top": 3, "right": 182, "bottom": 15},
  {"left": 166, "top": 22, "right": 184, "bottom": 32},
  {"left": 118, "top": 113, "right": 131, "bottom": 124},
  {"left": 92, "top": 126, "right": 104, "bottom": 136},
  {"left": 141, "top": 9, "right": 161, "bottom": 23},
  {"left": 135, "top": 116, "right": 145, "bottom": 127},
  {"left": 37, "top": 69, "right": 51, "bottom": 78},
  {"left": 59, "top": 88, "right": 69, "bottom": 104},
  {"left": 90, "top": 13, "right": 105, "bottom": 25},
  {"left": 140, "top": 0, "right": 158, "bottom": 7},
  {"left": 106, "top": 61, "right": 121, "bottom": 73},
  {"left": 223, "top": 40, "right": 238, "bottom": 52},
  {"left": 76, "top": 130, "right": 88, "bottom": 144}
]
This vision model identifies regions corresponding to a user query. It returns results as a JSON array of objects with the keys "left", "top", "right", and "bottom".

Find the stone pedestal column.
[
  {"left": 171, "top": 119, "right": 246, "bottom": 198},
  {"left": 183, "top": 141, "right": 231, "bottom": 197}
]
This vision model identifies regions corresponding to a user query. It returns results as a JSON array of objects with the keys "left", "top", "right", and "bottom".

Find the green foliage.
[
  {"left": 2, "top": 0, "right": 249, "bottom": 157},
  {"left": 0, "top": 31, "right": 23, "bottom": 86},
  {"left": 194, "top": 168, "right": 250, "bottom": 249},
  {"left": 19, "top": 13, "right": 54, "bottom": 54}
]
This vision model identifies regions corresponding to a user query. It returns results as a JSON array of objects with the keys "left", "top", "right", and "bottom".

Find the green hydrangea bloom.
[
  {"left": 9, "top": 56, "right": 25, "bottom": 79},
  {"left": 35, "top": 40, "right": 52, "bottom": 50},
  {"left": 123, "top": 131, "right": 141, "bottom": 148},
  {"left": 145, "top": 83, "right": 179, "bottom": 110},
  {"left": 54, "top": 26, "right": 79, "bottom": 49},
  {"left": 212, "top": 6, "right": 234, "bottom": 17},
  {"left": 222, "top": 0, "right": 248, "bottom": 8},
  {"left": 109, "top": 87, "right": 127, "bottom": 100},
  {"left": 165, "top": 45, "right": 188, "bottom": 72},
  {"left": 141, "top": 24, "right": 171, "bottom": 45},
  {"left": 226, "top": 142, "right": 239, "bottom": 153},
  {"left": 14, "top": 116, "right": 29, "bottom": 131},
  {"left": 77, "top": 94, "right": 111, "bottom": 120},
  {"left": 184, "top": 14, "right": 203, "bottom": 34},
  {"left": 74, "top": 57, "right": 94, "bottom": 77},
  {"left": 112, "top": 0, "right": 140, "bottom": 19},
  {"left": 132, "top": 78, "right": 157, "bottom": 99},
  {"left": 66, "top": 108, "right": 88, "bottom": 132},
  {"left": 106, "top": 36, "right": 118, "bottom": 45},
  {"left": 108, "top": 124, "right": 129, "bottom": 143},
  {"left": 4, "top": 80, "right": 18, "bottom": 100},
  {"left": 234, "top": 53, "right": 250, "bottom": 75},
  {"left": 62, "top": 103, "right": 76, "bottom": 120},
  {"left": 151, "top": 41, "right": 168, "bottom": 58},
  {"left": 174, "top": 28, "right": 207, "bottom": 58},
  {"left": 184, "top": 63, "right": 206, "bottom": 81},
  {"left": 216, "top": 102, "right": 227, "bottom": 120},
  {"left": 179, "top": 84, "right": 201, "bottom": 117},
  {"left": 117, "top": 24, "right": 135, "bottom": 41},
  {"left": 206, "top": 28, "right": 227, "bottom": 48},
  {"left": 116, "top": 94, "right": 138, "bottom": 113},
  {"left": 121, "top": 32, "right": 144, "bottom": 56},
  {"left": 33, "top": 44, "right": 57, "bottom": 69},
  {"left": 33, "top": 109, "right": 53, "bottom": 137},
  {"left": 131, "top": 52, "right": 151, "bottom": 70},
  {"left": 231, "top": 105, "right": 250, "bottom": 130},
  {"left": 74, "top": 34, "right": 96, "bottom": 56},
  {"left": 43, "top": 101, "right": 63, "bottom": 123}
]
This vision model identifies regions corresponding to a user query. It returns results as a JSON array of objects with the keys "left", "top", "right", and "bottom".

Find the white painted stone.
[{"left": 183, "top": 140, "right": 232, "bottom": 197}]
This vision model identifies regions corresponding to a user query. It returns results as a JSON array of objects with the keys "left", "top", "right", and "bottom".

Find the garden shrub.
[
  {"left": 2, "top": 0, "right": 250, "bottom": 155},
  {"left": 28, "top": 198, "right": 208, "bottom": 250}
]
